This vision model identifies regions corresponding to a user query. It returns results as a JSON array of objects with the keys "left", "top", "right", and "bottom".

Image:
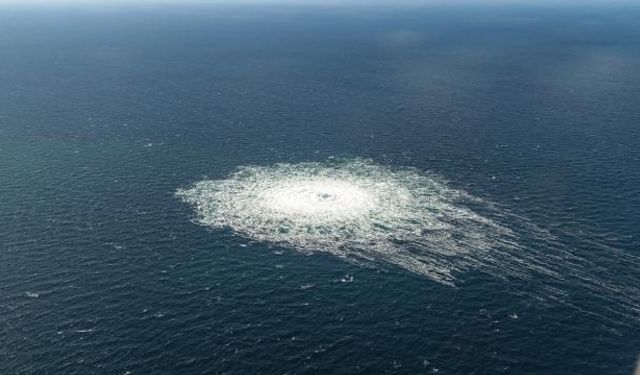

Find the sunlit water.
[{"left": 2, "top": 5, "right": 640, "bottom": 375}]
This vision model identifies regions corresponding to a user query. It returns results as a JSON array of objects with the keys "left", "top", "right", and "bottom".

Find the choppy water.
[{"left": 1, "top": 4, "right": 640, "bottom": 374}]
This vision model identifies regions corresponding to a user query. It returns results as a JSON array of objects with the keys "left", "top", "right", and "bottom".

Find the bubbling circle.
[
  {"left": 177, "top": 158, "right": 522, "bottom": 285},
  {"left": 178, "top": 158, "right": 640, "bottom": 323}
]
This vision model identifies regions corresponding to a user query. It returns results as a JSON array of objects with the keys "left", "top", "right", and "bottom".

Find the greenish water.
[{"left": 1, "top": 4, "right": 639, "bottom": 374}]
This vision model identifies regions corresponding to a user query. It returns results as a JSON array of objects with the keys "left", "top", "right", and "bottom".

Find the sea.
[{"left": 1, "top": 3, "right": 639, "bottom": 374}]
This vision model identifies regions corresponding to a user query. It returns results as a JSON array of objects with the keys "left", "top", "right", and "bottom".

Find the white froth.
[{"left": 176, "top": 159, "right": 519, "bottom": 285}]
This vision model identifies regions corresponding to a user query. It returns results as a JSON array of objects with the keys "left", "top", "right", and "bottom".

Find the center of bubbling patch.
[{"left": 257, "top": 178, "right": 377, "bottom": 220}]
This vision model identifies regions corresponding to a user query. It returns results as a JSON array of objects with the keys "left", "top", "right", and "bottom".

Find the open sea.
[{"left": 1, "top": 3, "right": 639, "bottom": 374}]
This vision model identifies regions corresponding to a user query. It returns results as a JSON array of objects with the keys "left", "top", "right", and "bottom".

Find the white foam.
[{"left": 177, "top": 158, "right": 518, "bottom": 285}]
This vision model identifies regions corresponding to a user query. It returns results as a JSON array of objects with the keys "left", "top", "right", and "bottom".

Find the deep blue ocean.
[{"left": 1, "top": 3, "right": 639, "bottom": 374}]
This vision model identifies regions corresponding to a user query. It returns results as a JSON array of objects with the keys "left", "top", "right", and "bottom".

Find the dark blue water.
[{"left": 1, "top": 4, "right": 639, "bottom": 374}]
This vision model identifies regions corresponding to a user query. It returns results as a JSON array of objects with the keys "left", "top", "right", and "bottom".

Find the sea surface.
[{"left": 1, "top": 3, "right": 639, "bottom": 374}]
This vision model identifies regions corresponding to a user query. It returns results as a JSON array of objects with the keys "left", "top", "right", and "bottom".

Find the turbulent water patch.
[
  {"left": 177, "top": 158, "right": 640, "bottom": 322},
  {"left": 177, "top": 159, "right": 531, "bottom": 285}
]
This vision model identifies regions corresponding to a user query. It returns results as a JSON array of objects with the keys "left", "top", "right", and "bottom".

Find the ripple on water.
[{"left": 177, "top": 158, "right": 640, "bottom": 322}]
